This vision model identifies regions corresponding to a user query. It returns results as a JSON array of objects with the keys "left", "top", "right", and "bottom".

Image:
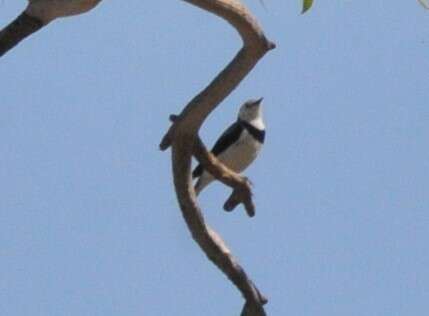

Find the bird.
[{"left": 192, "top": 98, "right": 266, "bottom": 195}]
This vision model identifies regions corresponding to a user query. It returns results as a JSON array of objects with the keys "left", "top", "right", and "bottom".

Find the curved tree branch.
[
  {"left": 0, "top": 0, "right": 102, "bottom": 57},
  {"left": 161, "top": 1, "right": 275, "bottom": 315}
]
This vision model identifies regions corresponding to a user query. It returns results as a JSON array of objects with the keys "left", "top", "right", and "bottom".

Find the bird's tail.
[
  {"left": 194, "top": 179, "right": 206, "bottom": 196},
  {"left": 194, "top": 174, "right": 213, "bottom": 196}
]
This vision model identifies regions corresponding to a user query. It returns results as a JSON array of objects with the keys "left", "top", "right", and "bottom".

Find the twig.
[{"left": 0, "top": 12, "right": 44, "bottom": 57}]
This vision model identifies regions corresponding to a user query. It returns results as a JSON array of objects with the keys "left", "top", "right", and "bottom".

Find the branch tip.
[
  {"left": 159, "top": 136, "right": 172, "bottom": 151},
  {"left": 159, "top": 114, "right": 180, "bottom": 151},
  {"left": 169, "top": 114, "right": 179, "bottom": 122},
  {"left": 267, "top": 40, "right": 276, "bottom": 50}
]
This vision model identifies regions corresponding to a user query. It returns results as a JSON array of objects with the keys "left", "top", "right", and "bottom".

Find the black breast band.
[{"left": 239, "top": 120, "right": 265, "bottom": 143}]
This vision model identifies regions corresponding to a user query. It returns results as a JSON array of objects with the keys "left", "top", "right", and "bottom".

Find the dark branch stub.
[
  {"left": 223, "top": 177, "right": 255, "bottom": 217},
  {"left": 0, "top": 12, "right": 44, "bottom": 57}
]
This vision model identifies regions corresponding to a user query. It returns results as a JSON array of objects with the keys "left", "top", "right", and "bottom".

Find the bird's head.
[{"left": 238, "top": 98, "right": 264, "bottom": 129}]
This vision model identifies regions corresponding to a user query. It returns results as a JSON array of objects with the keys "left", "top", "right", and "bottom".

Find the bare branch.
[
  {"left": 0, "top": 0, "right": 102, "bottom": 57},
  {"left": 0, "top": 12, "right": 44, "bottom": 57},
  {"left": 163, "top": 0, "right": 275, "bottom": 314},
  {"left": 171, "top": 139, "right": 267, "bottom": 315}
]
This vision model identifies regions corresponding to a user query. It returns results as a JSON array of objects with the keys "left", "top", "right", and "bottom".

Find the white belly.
[
  {"left": 217, "top": 130, "right": 262, "bottom": 173},
  {"left": 194, "top": 130, "right": 262, "bottom": 195}
]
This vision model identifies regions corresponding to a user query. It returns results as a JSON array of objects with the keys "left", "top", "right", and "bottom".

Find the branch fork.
[
  {"left": 166, "top": 114, "right": 256, "bottom": 217},
  {"left": 160, "top": 1, "right": 275, "bottom": 315}
]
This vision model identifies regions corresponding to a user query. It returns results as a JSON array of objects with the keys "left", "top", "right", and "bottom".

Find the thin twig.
[{"left": 0, "top": 12, "right": 44, "bottom": 57}]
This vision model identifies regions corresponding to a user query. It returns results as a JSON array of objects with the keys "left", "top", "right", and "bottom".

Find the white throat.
[{"left": 246, "top": 116, "right": 265, "bottom": 131}]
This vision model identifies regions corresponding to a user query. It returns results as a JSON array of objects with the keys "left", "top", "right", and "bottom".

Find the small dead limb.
[{"left": 0, "top": 12, "right": 44, "bottom": 57}]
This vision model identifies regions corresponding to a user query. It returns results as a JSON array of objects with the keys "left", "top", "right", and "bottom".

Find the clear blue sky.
[{"left": 1, "top": 1, "right": 428, "bottom": 315}]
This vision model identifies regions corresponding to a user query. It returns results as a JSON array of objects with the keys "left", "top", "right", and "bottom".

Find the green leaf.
[
  {"left": 418, "top": 0, "right": 429, "bottom": 9},
  {"left": 302, "top": 0, "right": 314, "bottom": 14}
]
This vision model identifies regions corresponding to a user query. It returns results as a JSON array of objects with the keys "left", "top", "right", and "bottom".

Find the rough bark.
[{"left": 161, "top": 1, "right": 275, "bottom": 315}]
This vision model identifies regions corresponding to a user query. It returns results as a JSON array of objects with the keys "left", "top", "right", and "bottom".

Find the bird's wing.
[
  {"left": 240, "top": 121, "right": 266, "bottom": 144},
  {"left": 192, "top": 122, "right": 243, "bottom": 178}
]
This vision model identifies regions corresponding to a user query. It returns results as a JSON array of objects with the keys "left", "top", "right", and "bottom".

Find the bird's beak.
[{"left": 252, "top": 97, "right": 263, "bottom": 107}]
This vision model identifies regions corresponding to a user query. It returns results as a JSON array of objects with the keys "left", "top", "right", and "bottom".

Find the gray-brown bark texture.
[{"left": 161, "top": 1, "right": 275, "bottom": 315}]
